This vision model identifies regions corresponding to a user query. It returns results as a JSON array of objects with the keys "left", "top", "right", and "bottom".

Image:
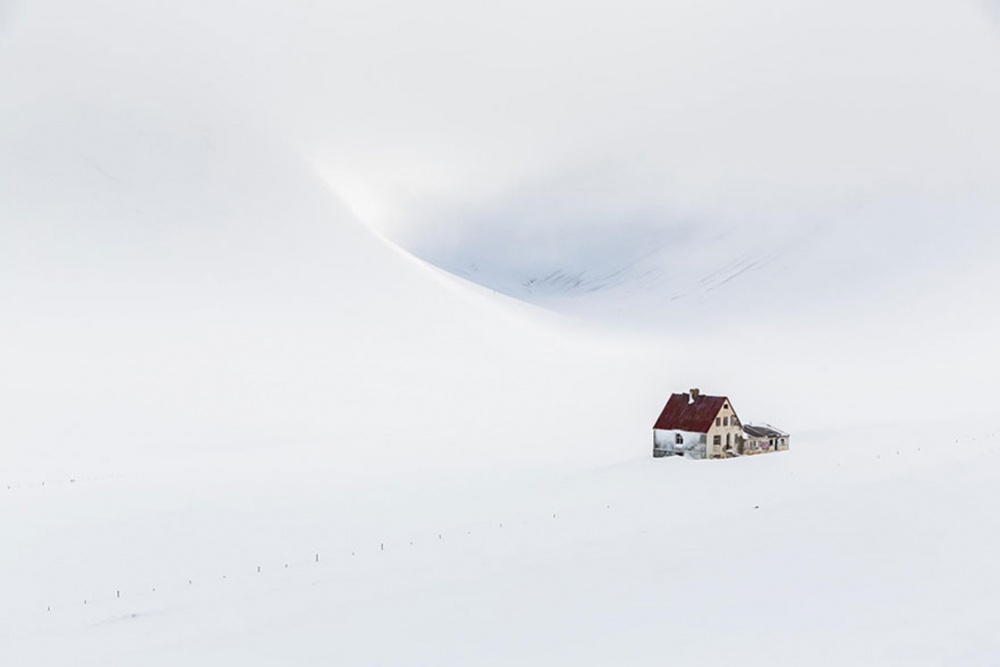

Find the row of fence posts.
[
  {"left": 36, "top": 508, "right": 596, "bottom": 616},
  {"left": 26, "top": 430, "right": 1000, "bottom": 615}
]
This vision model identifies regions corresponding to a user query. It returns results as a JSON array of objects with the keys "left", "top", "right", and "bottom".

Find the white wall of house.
[
  {"left": 653, "top": 429, "right": 707, "bottom": 458},
  {"left": 704, "top": 401, "right": 744, "bottom": 459}
]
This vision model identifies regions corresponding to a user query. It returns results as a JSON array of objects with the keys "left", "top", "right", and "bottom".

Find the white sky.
[
  {"left": 2, "top": 0, "right": 999, "bottom": 320},
  {"left": 4, "top": 0, "right": 999, "bottom": 224}
]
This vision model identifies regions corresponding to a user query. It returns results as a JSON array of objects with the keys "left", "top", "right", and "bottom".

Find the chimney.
[{"left": 689, "top": 388, "right": 700, "bottom": 403}]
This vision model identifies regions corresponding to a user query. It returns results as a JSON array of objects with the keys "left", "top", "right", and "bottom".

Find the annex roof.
[
  {"left": 653, "top": 392, "right": 730, "bottom": 433},
  {"left": 743, "top": 424, "right": 788, "bottom": 438}
]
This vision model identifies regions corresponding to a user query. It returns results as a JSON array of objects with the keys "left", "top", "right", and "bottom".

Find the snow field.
[{"left": 4, "top": 424, "right": 1000, "bottom": 665}]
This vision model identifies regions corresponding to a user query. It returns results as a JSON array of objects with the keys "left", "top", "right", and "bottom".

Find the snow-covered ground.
[
  {"left": 4, "top": 185, "right": 999, "bottom": 664},
  {"left": 5, "top": 420, "right": 1000, "bottom": 665},
  {"left": 3, "top": 0, "right": 1000, "bottom": 664}
]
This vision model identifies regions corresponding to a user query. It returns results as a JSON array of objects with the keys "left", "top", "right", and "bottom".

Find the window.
[
  {"left": 716, "top": 417, "right": 721, "bottom": 426},
  {"left": 713, "top": 435, "right": 721, "bottom": 446},
  {"left": 723, "top": 417, "right": 729, "bottom": 426},
  {"left": 675, "top": 433, "right": 683, "bottom": 445},
  {"left": 726, "top": 433, "right": 731, "bottom": 446}
]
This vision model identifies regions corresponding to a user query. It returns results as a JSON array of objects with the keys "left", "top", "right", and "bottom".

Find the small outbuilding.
[{"left": 742, "top": 423, "right": 790, "bottom": 455}]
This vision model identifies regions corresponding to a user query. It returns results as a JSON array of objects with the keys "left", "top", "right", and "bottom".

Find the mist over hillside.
[
  {"left": 376, "top": 0, "right": 1000, "bottom": 329},
  {"left": 4, "top": 0, "right": 999, "bottom": 326}
]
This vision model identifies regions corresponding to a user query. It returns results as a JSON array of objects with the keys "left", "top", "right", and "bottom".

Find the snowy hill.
[
  {"left": 414, "top": 192, "right": 1000, "bottom": 330},
  {"left": 3, "top": 0, "right": 1000, "bottom": 664}
]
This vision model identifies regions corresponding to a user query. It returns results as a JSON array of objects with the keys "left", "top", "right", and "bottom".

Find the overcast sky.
[
  {"left": 2, "top": 0, "right": 999, "bottom": 304},
  {"left": 279, "top": 0, "right": 1000, "bottom": 238}
]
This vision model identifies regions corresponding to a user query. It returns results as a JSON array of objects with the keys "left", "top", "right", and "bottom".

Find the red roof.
[{"left": 653, "top": 393, "right": 730, "bottom": 433}]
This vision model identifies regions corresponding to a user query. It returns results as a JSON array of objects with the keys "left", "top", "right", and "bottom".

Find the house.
[
  {"left": 652, "top": 389, "right": 790, "bottom": 459},
  {"left": 652, "top": 389, "right": 744, "bottom": 459},
  {"left": 742, "top": 423, "right": 790, "bottom": 455}
]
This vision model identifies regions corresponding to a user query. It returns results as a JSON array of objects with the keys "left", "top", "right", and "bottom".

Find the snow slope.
[
  {"left": 5, "top": 424, "right": 1000, "bottom": 666},
  {"left": 415, "top": 191, "right": 1000, "bottom": 331},
  {"left": 3, "top": 0, "right": 1000, "bottom": 664}
]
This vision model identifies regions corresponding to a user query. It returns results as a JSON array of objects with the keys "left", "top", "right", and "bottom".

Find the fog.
[{"left": 2, "top": 0, "right": 998, "bottom": 321}]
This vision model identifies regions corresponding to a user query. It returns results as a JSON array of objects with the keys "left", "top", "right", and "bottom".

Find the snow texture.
[{"left": 3, "top": 1, "right": 1000, "bottom": 665}]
